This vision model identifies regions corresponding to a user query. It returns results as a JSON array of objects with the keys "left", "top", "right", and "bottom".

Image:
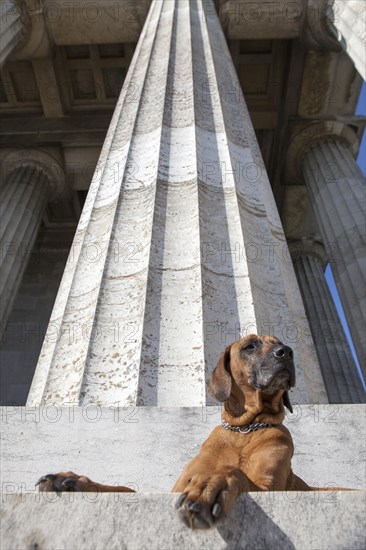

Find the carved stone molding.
[
  {"left": 288, "top": 237, "right": 327, "bottom": 268},
  {"left": 0, "top": 0, "right": 28, "bottom": 67},
  {"left": 0, "top": 148, "right": 69, "bottom": 201},
  {"left": 11, "top": 0, "right": 52, "bottom": 60},
  {"left": 301, "top": 0, "right": 342, "bottom": 51},
  {"left": 286, "top": 120, "right": 359, "bottom": 183}
]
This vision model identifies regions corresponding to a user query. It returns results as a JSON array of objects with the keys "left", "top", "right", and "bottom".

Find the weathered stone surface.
[
  {"left": 1, "top": 491, "right": 365, "bottom": 550},
  {"left": 27, "top": 0, "right": 325, "bottom": 409},
  {"left": 1, "top": 405, "right": 364, "bottom": 492}
]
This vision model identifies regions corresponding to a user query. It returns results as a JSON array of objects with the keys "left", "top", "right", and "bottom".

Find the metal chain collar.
[{"left": 221, "top": 418, "right": 273, "bottom": 434}]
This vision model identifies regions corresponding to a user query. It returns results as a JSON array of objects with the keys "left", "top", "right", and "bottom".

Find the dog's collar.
[{"left": 221, "top": 418, "right": 273, "bottom": 434}]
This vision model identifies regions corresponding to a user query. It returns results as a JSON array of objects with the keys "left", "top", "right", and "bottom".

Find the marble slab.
[
  {"left": 1, "top": 492, "right": 365, "bottom": 550},
  {"left": 1, "top": 405, "right": 364, "bottom": 493}
]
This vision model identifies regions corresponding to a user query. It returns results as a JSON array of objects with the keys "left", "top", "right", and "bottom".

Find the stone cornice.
[
  {"left": 11, "top": 0, "right": 150, "bottom": 58},
  {"left": 217, "top": 0, "right": 343, "bottom": 50}
]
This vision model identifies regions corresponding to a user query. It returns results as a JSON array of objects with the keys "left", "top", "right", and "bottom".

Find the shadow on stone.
[{"left": 218, "top": 494, "right": 295, "bottom": 550}]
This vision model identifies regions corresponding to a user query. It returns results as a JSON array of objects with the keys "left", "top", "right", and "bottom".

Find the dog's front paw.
[
  {"left": 175, "top": 473, "right": 240, "bottom": 529},
  {"left": 36, "top": 472, "right": 97, "bottom": 492}
]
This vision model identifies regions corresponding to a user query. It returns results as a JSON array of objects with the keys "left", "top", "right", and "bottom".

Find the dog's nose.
[{"left": 273, "top": 345, "right": 293, "bottom": 361}]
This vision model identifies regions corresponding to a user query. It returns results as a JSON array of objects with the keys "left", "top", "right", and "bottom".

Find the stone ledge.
[
  {"left": 1, "top": 405, "right": 365, "bottom": 492},
  {"left": 1, "top": 491, "right": 365, "bottom": 550}
]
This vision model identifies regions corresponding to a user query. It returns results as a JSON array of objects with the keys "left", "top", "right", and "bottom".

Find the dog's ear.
[
  {"left": 282, "top": 391, "right": 293, "bottom": 413},
  {"left": 208, "top": 344, "right": 232, "bottom": 402}
]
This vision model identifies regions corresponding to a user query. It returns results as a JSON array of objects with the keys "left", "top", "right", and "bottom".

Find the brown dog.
[
  {"left": 37, "top": 334, "right": 310, "bottom": 528},
  {"left": 172, "top": 334, "right": 311, "bottom": 528}
]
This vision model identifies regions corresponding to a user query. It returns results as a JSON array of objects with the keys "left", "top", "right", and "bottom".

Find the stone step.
[
  {"left": 1, "top": 491, "right": 365, "bottom": 550},
  {"left": 1, "top": 405, "right": 365, "bottom": 492}
]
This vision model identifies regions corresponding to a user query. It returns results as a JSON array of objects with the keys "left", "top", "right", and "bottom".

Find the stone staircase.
[{"left": 1, "top": 405, "right": 365, "bottom": 549}]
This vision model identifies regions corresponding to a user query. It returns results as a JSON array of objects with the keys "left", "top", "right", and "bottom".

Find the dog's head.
[{"left": 209, "top": 334, "right": 295, "bottom": 422}]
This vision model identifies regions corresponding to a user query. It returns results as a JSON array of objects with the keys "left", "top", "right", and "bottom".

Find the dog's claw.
[
  {"left": 36, "top": 472, "right": 88, "bottom": 493},
  {"left": 36, "top": 474, "right": 56, "bottom": 486},
  {"left": 62, "top": 478, "right": 76, "bottom": 489},
  {"left": 188, "top": 501, "right": 202, "bottom": 512},
  {"left": 212, "top": 502, "right": 222, "bottom": 518},
  {"left": 175, "top": 493, "right": 187, "bottom": 508}
]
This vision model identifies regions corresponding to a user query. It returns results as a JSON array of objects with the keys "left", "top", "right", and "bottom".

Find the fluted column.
[
  {"left": 0, "top": 166, "right": 50, "bottom": 329},
  {"left": 0, "top": 1, "right": 24, "bottom": 67},
  {"left": 302, "top": 139, "right": 366, "bottom": 375},
  {"left": 291, "top": 240, "right": 365, "bottom": 403},
  {"left": 28, "top": 0, "right": 326, "bottom": 407},
  {"left": 332, "top": 1, "right": 366, "bottom": 79}
]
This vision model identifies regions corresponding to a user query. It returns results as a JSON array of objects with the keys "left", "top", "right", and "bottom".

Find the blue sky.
[
  {"left": 324, "top": 80, "right": 365, "bottom": 390},
  {"left": 356, "top": 81, "right": 366, "bottom": 176}
]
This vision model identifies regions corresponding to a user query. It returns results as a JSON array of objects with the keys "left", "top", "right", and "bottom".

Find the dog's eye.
[{"left": 243, "top": 343, "right": 256, "bottom": 352}]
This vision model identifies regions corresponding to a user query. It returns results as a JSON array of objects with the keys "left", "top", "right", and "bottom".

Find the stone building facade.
[
  {"left": 1, "top": 0, "right": 364, "bottom": 406},
  {"left": 1, "top": 1, "right": 366, "bottom": 547}
]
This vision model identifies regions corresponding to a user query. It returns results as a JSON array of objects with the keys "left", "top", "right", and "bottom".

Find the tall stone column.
[
  {"left": 28, "top": 0, "right": 326, "bottom": 407},
  {"left": 0, "top": 165, "right": 50, "bottom": 329},
  {"left": 332, "top": 1, "right": 366, "bottom": 79},
  {"left": 301, "top": 138, "right": 366, "bottom": 375},
  {"left": 0, "top": 1, "right": 24, "bottom": 67},
  {"left": 290, "top": 240, "right": 365, "bottom": 403}
]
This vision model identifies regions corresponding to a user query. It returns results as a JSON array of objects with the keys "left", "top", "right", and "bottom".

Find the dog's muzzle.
[
  {"left": 250, "top": 344, "right": 296, "bottom": 392},
  {"left": 272, "top": 345, "right": 296, "bottom": 387}
]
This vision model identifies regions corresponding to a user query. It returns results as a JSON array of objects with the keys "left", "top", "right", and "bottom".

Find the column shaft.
[
  {"left": 293, "top": 254, "right": 365, "bottom": 403},
  {"left": 28, "top": 0, "right": 326, "bottom": 407},
  {"left": 0, "top": 166, "right": 49, "bottom": 327},
  {"left": 303, "top": 140, "right": 366, "bottom": 374},
  {"left": 333, "top": 1, "right": 366, "bottom": 79},
  {"left": 0, "top": 1, "right": 24, "bottom": 67}
]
